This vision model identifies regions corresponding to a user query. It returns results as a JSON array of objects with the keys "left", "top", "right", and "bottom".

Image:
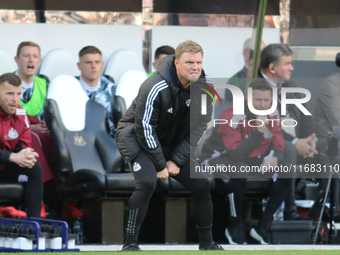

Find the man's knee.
[
  {"left": 137, "top": 177, "right": 157, "bottom": 194},
  {"left": 30, "top": 163, "right": 43, "bottom": 178},
  {"left": 189, "top": 177, "right": 210, "bottom": 195}
]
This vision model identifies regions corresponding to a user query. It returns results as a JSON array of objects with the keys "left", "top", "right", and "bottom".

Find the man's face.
[
  {"left": 0, "top": 82, "right": 22, "bottom": 115},
  {"left": 246, "top": 59, "right": 254, "bottom": 78},
  {"left": 243, "top": 41, "right": 266, "bottom": 65},
  {"left": 252, "top": 89, "right": 272, "bottom": 111},
  {"left": 272, "top": 55, "right": 294, "bottom": 83},
  {"left": 175, "top": 52, "right": 203, "bottom": 85},
  {"left": 243, "top": 48, "right": 252, "bottom": 66},
  {"left": 15, "top": 46, "right": 41, "bottom": 77},
  {"left": 153, "top": 53, "right": 168, "bottom": 71},
  {"left": 77, "top": 53, "right": 104, "bottom": 82}
]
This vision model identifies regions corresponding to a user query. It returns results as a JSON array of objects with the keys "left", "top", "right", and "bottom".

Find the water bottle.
[
  {"left": 273, "top": 202, "right": 284, "bottom": 221},
  {"left": 79, "top": 218, "right": 84, "bottom": 244},
  {"left": 73, "top": 217, "right": 82, "bottom": 244}
]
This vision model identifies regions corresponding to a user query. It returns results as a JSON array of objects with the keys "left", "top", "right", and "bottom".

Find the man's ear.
[
  {"left": 174, "top": 58, "right": 178, "bottom": 68},
  {"left": 269, "top": 63, "right": 275, "bottom": 73},
  {"left": 14, "top": 56, "right": 19, "bottom": 65},
  {"left": 77, "top": 62, "right": 81, "bottom": 70},
  {"left": 243, "top": 50, "right": 250, "bottom": 62}
]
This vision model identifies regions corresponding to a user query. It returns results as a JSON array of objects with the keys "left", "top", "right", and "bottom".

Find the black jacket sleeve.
[
  {"left": 225, "top": 129, "right": 263, "bottom": 162},
  {"left": 298, "top": 115, "right": 315, "bottom": 138},
  {"left": 282, "top": 130, "right": 294, "bottom": 142},
  {"left": 274, "top": 150, "right": 283, "bottom": 164},
  {"left": 0, "top": 150, "right": 11, "bottom": 164},
  {"left": 134, "top": 83, "right": 167, "bottom": 172}
]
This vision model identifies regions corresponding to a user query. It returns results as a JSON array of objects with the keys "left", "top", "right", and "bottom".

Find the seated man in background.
[
  {"left": 201, "top": 80, "right": 295, "bottom": 244},
  {"left": 225, "top": 38, "right": 265, "bottom": 101},
  {"left": 14, "top": 41, "right": 54, "bottom": 214},
  {"left": 15, "top": 41, "right": 48, "bottom": 133},
  {"left": 147, "top": 45, "right": 175, "bottom": 77},
  {"left": 76, "top": 46, "right": 116, "bottom": 136},
  {"left": 0, "top": 73, "right": 43, "bottom": 218},
  {"left": 259, "top": 43, "right": 317, "bottom": 220}
]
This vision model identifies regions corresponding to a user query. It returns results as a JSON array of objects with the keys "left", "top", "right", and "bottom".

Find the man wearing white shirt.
[{"left": 76, "top": 46, "right": 116, "bottom": 136}]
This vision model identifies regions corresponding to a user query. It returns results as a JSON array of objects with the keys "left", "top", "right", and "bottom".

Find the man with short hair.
[
  {"left": 76, "top": 46, "right": 116, "bottom": 136},
  {"left": 201, "top": 80, "right": 294, "bottom": 244},
  {"left": 116, "top": 40, "right": 223, "bottom": 251},
  {"left": 14, "top": 41, "right": 53, "bottom": 197},
  {"left": 14, "top": 41, "right": 48, "bottom": 132},
  {"left": 0, "top": 73, "right": 43, "bottom": 218},
  {"left": 225, "top": 38, "right": 266, "bottom": 101},
  {"left": 147, "top": 45, "right": 175, "bottom": 77},
  {"left": 259, "top": 44, "right": 317, "bottom": 220}
]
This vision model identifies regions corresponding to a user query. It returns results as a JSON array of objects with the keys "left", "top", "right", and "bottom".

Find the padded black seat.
[
  {"left": 106, "top": 173, "right": 136, "bottom": 191},
  {"left": 168, "top": 175, "right": 216, "bottom": 193},
  {"left": 44, "top": 75, "right": 124, "bottom": 192},
  {"left": 336, "top": 52, "right": 340, "bottom": 67},
  {"left": 0, "top": 183, "right": 23, "bottom": 201},
  {"left": 211, "top": 177, "right": 271, "bottom": 196},
  {"left": 245, "top": 178, "right": 272, "bottom": 194},
  {"left": 168, "top": 178, "right": 186, "bottom": 192}
]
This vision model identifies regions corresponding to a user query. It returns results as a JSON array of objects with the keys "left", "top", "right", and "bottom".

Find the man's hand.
[
  {"left": 31, "top": 121, "right": 49, "bottom": 133},
  {"left": 157, "top": 168, "right": 169, "bottom": 181},
  {"left": 256, "top": 116, "right": 268, "bottom": 133},
  {"left": 306, "top": 133, "right": 318, "bottom": 158},
  {"left": 9, "top": 148, "right": 39, "bottom": 168},
  {"left": 167, "top": 160, "right": 180, "bottom": 177},
  {"left": 295, "top": 135, "right": 318, "bottom": 158},
  {"left": 266, "top": 157, "right": 278, "bottom": 169}
]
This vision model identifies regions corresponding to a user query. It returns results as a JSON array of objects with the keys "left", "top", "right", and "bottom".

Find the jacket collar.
[
  {"left": 0, "top": 107, "right": 8, "bottom": 118},
  {"left": 0, "top": 107, "right": 15, "bottom": 119}
]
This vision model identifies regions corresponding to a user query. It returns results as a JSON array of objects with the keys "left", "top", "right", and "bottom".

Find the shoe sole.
[
  {"left": 225, "top": 228, "right": 247, "bottom": 245},
  {"left": 250, "top": 228, "right": 269, "bottom": 245}
]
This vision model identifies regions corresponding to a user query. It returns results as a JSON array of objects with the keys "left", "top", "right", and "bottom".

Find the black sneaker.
[
  {"left": 225, "top": 226, "right": 247, "bottom": 245},
  {"left": 284, "top": 211, "right": 306, "bottom": 220},
  {"left": 199, "top": 241, "right": 224, "bottom": 250},
  {"left": 250, "top": 227, "right": 269, "bottom": 244},
  {"left": 122, "top": 242, "right": 141, "bottom": 251}
]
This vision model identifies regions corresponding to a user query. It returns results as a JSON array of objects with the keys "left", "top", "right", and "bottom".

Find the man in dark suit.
[{"left": 258, "top": 44, "right": 318, "bottom": 220}]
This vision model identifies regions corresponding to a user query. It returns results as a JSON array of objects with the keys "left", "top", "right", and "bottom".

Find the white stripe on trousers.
[{"left": 228, "top": 193, "right": 237, "bottom": 217}]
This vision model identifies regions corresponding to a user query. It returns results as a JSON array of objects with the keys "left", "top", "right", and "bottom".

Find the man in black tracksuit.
[{"left": 116, "top": 40, "right": 223, "bottom": 251}]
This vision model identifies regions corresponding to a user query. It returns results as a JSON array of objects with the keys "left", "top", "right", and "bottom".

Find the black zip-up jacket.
[{"left": 116, "top": 55, "right": 213, "bottom": 171}]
